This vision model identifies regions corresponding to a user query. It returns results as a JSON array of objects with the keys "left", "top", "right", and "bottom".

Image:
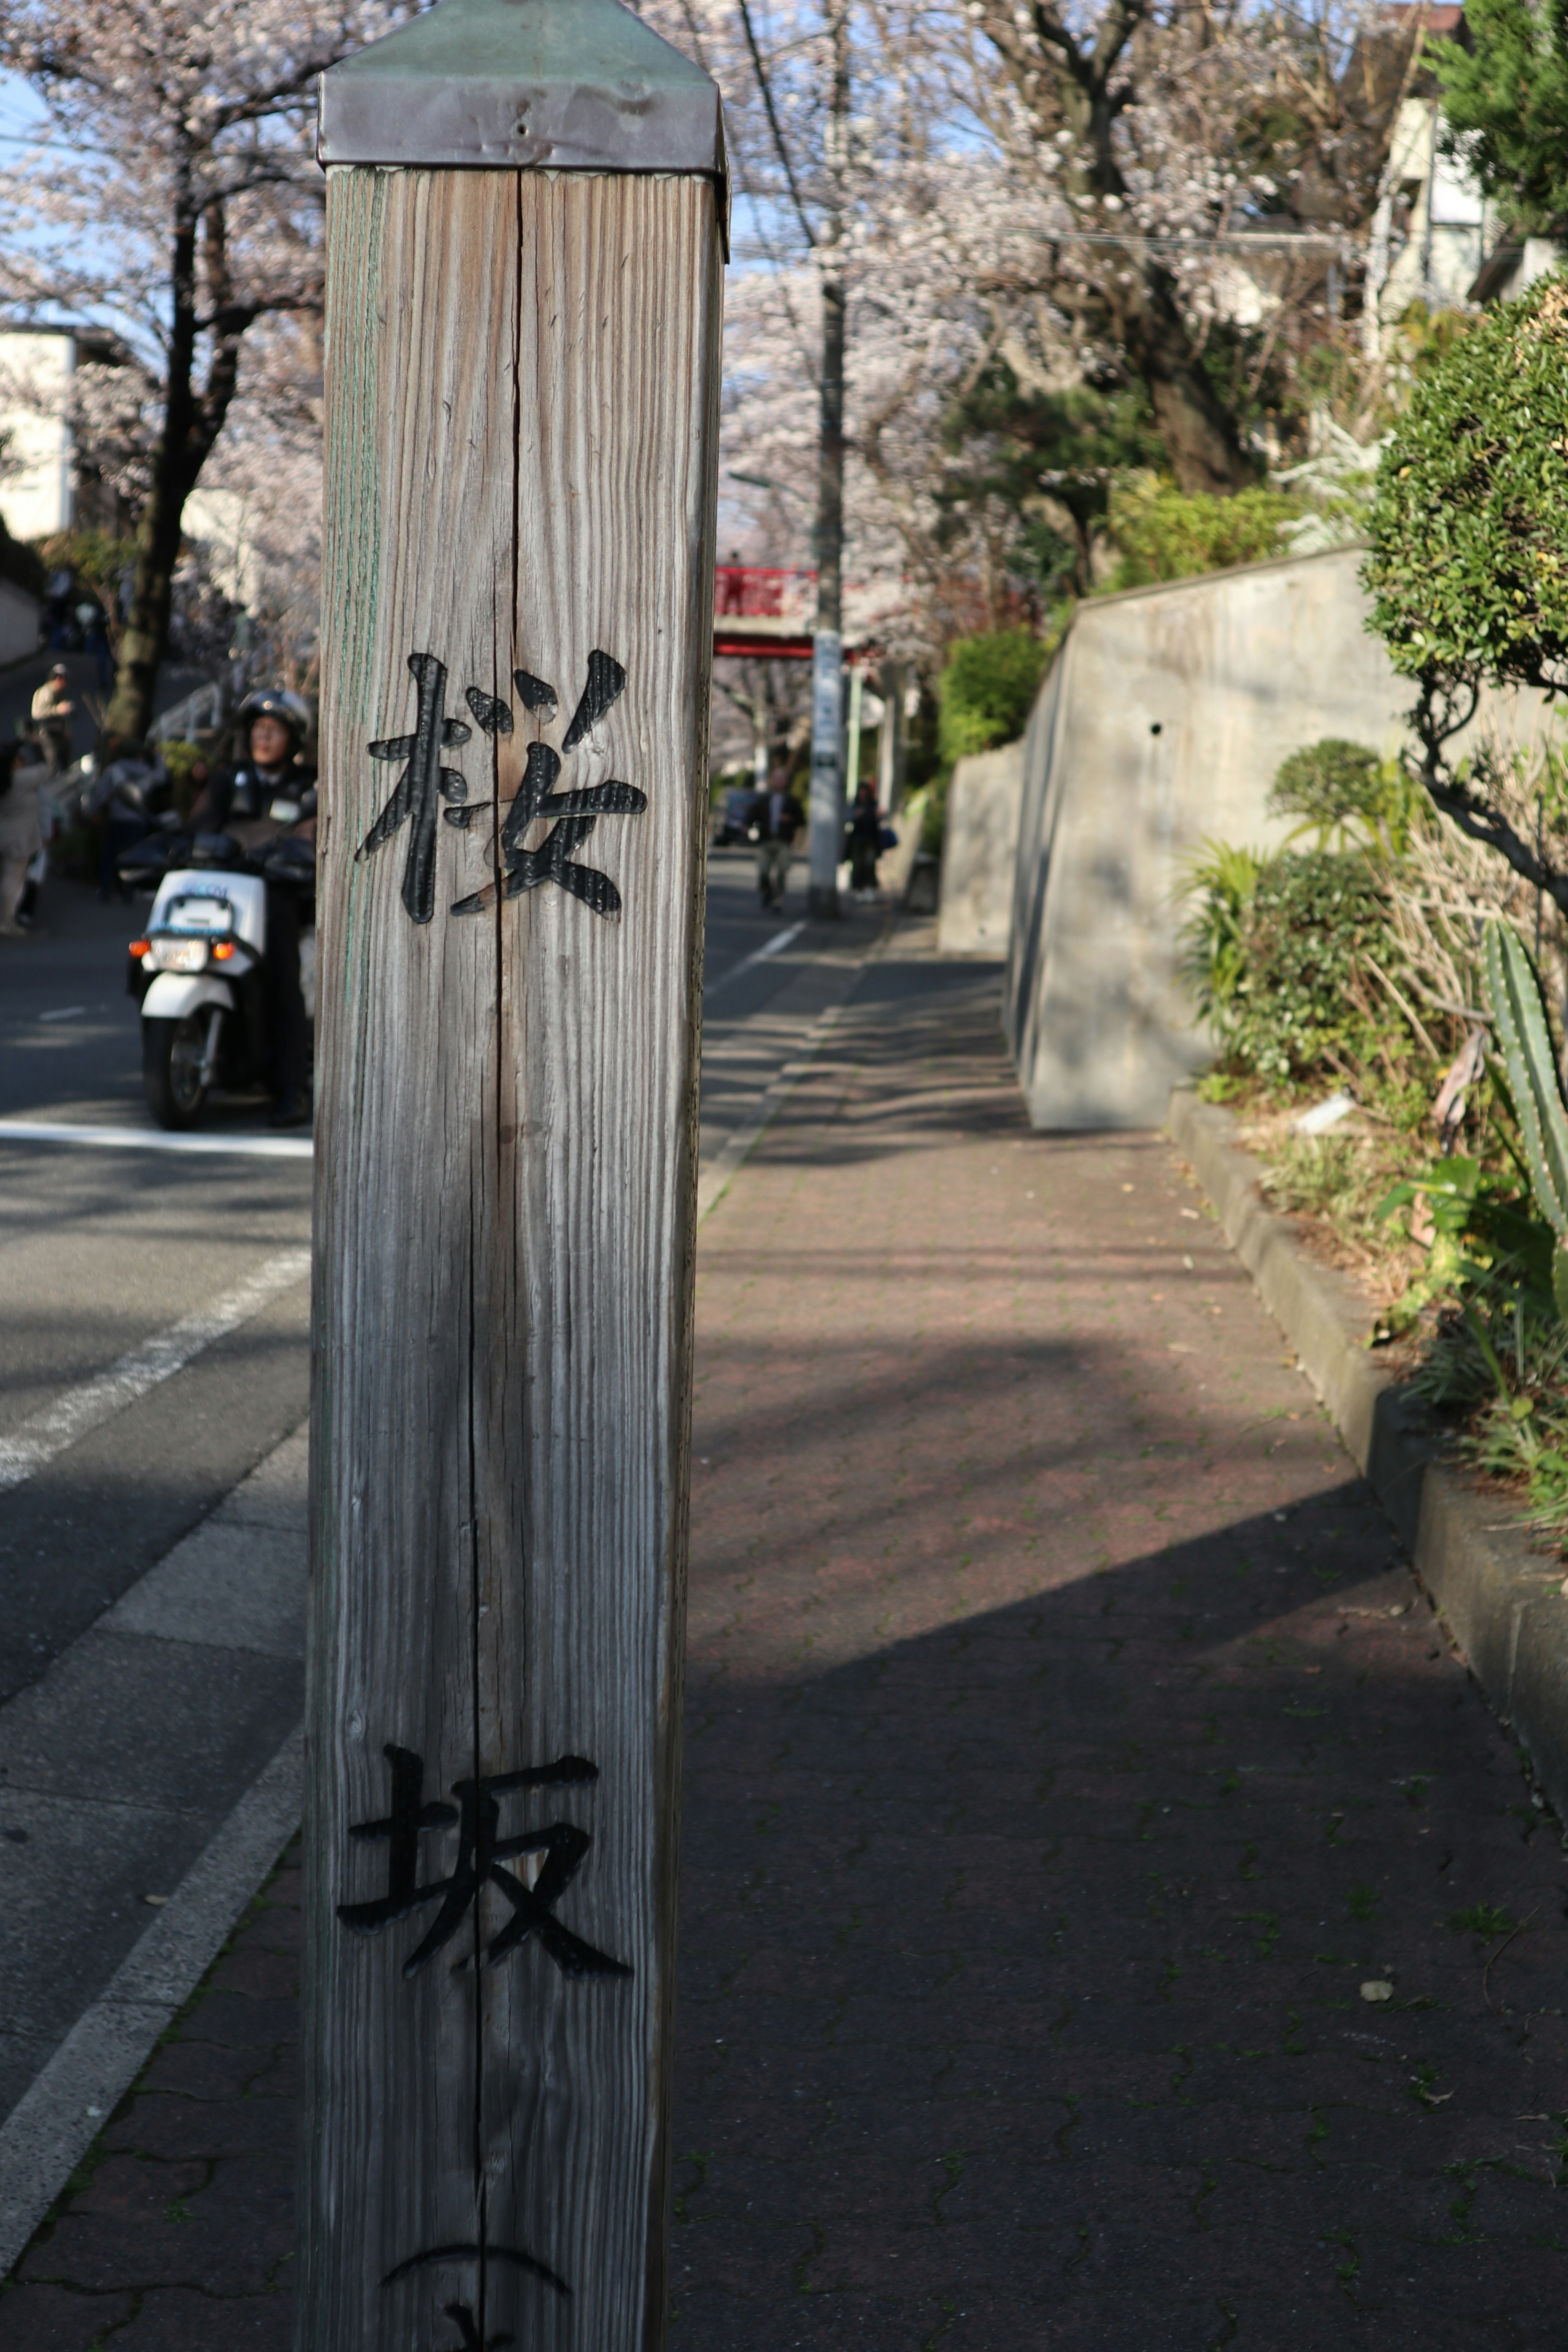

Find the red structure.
[{"left": 713, "top": 564, "right": 816, "bottom": 660}]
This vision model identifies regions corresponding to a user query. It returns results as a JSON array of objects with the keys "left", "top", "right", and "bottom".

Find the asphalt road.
[{"left": 0, "top": 846, "right": 850, "bottom": 1710}]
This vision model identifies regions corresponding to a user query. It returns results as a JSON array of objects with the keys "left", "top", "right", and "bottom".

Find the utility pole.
[
  {"left": 806, "top": 0, "right": 849, "bottom": 918},
  {"left": 303, "top": 4, "right": 724, "bottom": 2348}
]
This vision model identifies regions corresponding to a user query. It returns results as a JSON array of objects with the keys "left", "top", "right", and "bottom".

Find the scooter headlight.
[{"left": 149, "top": 938, "right": 209, "bottom": 973}]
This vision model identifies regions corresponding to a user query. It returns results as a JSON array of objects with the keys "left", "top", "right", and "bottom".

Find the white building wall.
[
  {"left": 183, "top": 486, "right": 263, "bottom": 609},
  {"left": 0, "top": 331, "right": 74, "bottom": 541},
  {"left": 1375, "top": 97, "right": 1492, "bottom": 324}
]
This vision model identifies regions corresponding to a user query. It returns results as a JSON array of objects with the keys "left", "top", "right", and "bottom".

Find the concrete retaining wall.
[
  {"left": 1003, "top": 545, "right": 1551, "bottom": 1131},
  {"left": 936, "top": 742, "right": 1023, "bottom": 956}
]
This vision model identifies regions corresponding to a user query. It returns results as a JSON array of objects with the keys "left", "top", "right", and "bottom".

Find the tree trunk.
[
  {"left": 102, "top": 200, "right": 200, "bottom": 748},
  {"left": 1116, "top": 267, "right": 1258, "bottom": 497},
  {"left": 102, "top": 193, "right": 247, "bottom": 748},
  {"left": 100, "top": 457, "right": 192, "bottom": 747}
]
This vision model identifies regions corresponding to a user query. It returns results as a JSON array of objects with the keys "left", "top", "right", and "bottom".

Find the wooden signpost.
[{"left": 301, "top": 7, "right": 724, "bottom": 2346}]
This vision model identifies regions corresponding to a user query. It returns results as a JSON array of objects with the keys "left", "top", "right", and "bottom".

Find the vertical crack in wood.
[{"left": 467, "top": 1196, "right": 485, "bottom": 2339}]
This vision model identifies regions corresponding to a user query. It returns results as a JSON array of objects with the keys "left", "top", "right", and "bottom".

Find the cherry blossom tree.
[
  {"left": 0, "top": 0, "right": 408, "bottom": 743},
  {"left": 658, "top": 0, "right": 1413, "bottom": 668}
]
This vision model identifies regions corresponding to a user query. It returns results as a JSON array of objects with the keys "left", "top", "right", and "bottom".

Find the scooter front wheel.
[{"left": 143, "top": 1015, "right": 209, "bottom": 1130}]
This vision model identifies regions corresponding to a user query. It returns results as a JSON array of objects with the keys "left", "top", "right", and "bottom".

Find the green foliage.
[
  {"left": 1104, "top": 476, "right": 1304, "bottom": 593},
  {"left": 1209, "top": 850, "right": 1398, "bottom": 1084},
  {"left": 935, "top": 628, "right": 1048, "bottom": 769},
  {"left": 1377, "top": 1137, "right": 1568, "bottom": 1529},
  {"left": 1484, "top": 923, "right": 1568, "bottom": 1245},
  {"left": 1259, "top": 1135, "right": 1428, "bottom": 1274},
  {"left": 1363, "top": 276, "right": 1568, "bottom": 697},
  {"left": 1447, "top": 1902, "right": 1518, "bottom": 1938},
  {"left": 938, "top": 365, "right": 1162, "bottom": 597},
  {"left": 1430, "top": 0, "right": 1568, "bottom": 236},
  {"left": 159, "top": 739, "right": 209, "bottom": 822},
  {"left": 1178, "top": 839, "right": 1268, "bottom": 1020},
  {"left": 36, "top": 529, "right": 134, "bottom": 614},
  {"left": 1267, "top": 739, "right": 1425, "bottom": 858}
]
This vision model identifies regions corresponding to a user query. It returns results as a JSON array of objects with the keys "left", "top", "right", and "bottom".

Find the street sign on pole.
[
  {"left": 302, "top": 6, "right": 725, "bottom": 2348},
  {"left": 805, "top": 0, "right": 849, "bottom": 918},
  {"left": 806, "top": 626, "right": 843, "bottom": 908}
]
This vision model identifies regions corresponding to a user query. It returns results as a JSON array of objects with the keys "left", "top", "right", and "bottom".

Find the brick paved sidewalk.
[{"left": 7, "top": 928, "right": 1568, "bottom": 2349}]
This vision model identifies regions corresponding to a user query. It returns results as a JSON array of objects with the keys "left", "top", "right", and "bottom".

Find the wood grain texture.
[{"left": 301, "top": 165, "right": 722, "bottom": 2352}]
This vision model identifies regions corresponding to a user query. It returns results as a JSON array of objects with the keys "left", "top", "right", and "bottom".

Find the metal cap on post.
[
  {"left": 304, "top": 9, "right": 724, "bottom": 2351},
  {"left": 318, "top": 0, "right": 728, "bottom": 225}
]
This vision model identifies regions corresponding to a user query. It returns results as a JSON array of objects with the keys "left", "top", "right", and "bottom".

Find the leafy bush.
[
  {"left": 924, "top": 628, "right": 1050, "bottom": 854},
  {"left": 1268, "top": 737, "right": 1428, "bottom": 858},
  {"left": 1220, "top": 851, "right": 1399, "bottom": 1084},
  {"left": 935, "top": 628, "right": 1048, "bottom": 768},
  {"left": 35, "top": 528, "right": 133, "bottom": 618},
  {"left": 1103, "top": 477, "right": 1304, "bottom": 593},
  {"left": 1361, "top": 274, "right": 1568, "bottom": 916},
  {"left": 159, "top": 739, "right": 210, "bottom": 822},
  {"left": 1380, "top": 1149, "right": 1568, "bottom": 1530},
  {"left": 1364, "top": 279, "right": 1568, "bottom": 699},
  {"left": 1178, "top": 839, "right": 1269, "bottom": 1022}
]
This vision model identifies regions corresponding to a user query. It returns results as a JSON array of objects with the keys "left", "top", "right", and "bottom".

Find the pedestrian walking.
[
  {"left": 846, "top": 776, "right": 882, "bottom": 899},
  {"left": 755, "top": 758, "right": 803, "bottom": 911},
  {"left": 29, "top": 663, "right": 74, "bottom": 776},
  {"left": 0, "top": 742, "right": 45, "bottom": 936}
]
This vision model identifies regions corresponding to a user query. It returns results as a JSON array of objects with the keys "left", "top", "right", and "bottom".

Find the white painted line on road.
[
  {"left": 0, "top": 1248, "right": 312, "bottom": 1493},
  {"left": 36, "top": 1005, "right": 87, "bottom": 1023},
  {"left": 696, "top": 922, "right": 894, "bottom": 1226},
  {"left": 0, "top": 1722, "right": 302, "bottom": 2279},
  {"left": 704, "top": 920, "right": 804, "bottom": 996},
  {"left": 696, "top": 1002, "right": 844, "bottom": 1225},
  {"left": 0, "top": 1119, "right": 312, "bottom": 1158}
]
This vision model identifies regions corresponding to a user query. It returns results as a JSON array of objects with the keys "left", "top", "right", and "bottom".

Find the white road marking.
[
  {"left": 706, "top": 920, "right": 805, "bottom": 996},
  {"left": 0, "top": 1721, "right": 303, "bottom": 2278},
  {"left": 0, "top": 1119, "right": 312, "bottom": 1159},
  {"left": 37, "top": 1006, "right": 87, "bottom": 1023},
  {"left": 0, "top": 1248, "right": 312, "bottom": 1493}
]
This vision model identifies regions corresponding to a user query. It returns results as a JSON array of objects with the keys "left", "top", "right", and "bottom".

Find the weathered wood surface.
[{"left": 300, "top": 166, "right": 722, "bottom": 2352}]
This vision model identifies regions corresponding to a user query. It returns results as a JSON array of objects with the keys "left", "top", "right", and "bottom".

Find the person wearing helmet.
[
  {"left": 190, "top": 692, "right": 317, "bottom": 1128},
  {"left": 197, "top": 691, "right": 314, "bottom": 828}
]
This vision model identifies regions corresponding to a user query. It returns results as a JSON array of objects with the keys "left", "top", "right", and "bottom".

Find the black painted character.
[
  {"left": 339, "top": 1744, "right": 633, "bottom": 1983},
  {"left": 452, "top": 649, "right": 646, "bottom": 920},
  {"left": 382, "top": 2239, "right": 571, "bottom": 2312},
  {"left": 441, "top": 2300, "right": 514, "bottom": 2350},
  {"left": 359, "top": 652, "right": 475, "bottom": 923}
]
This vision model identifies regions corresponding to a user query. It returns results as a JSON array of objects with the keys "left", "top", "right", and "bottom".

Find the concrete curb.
[
  {"left": 1169, "top": 1086, "right": 1568, "bottom": 1821},
  {"left": 0, "top": 1723, "right": 301, "bottom": 2277}
]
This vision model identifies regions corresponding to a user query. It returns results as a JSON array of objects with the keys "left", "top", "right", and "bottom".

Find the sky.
[{"left": 0, "top": 69, "right": 118, "bottom": 319}]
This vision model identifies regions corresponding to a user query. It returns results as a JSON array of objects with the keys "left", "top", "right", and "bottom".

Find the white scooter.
[{"left": 123, "top": 834, "right": 316, "bottom": 1129}]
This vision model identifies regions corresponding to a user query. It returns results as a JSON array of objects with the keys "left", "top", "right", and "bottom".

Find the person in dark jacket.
[
  {"left": 846, "top": 778, "right": 883, "bottom": 898},
  {"left": 190, "top": 692, "right": 316, "bottom": 1128},
  {"left": 754, "top": 758, "right": 804, "bottom": 910}
]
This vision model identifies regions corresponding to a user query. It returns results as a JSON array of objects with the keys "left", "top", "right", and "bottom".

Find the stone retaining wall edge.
[{"left": 1169, "top": 1085, "right": 1568, "bottom": 1822}]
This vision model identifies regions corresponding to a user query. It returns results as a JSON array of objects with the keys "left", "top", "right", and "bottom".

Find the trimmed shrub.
[
  {"left": 1104, "top": 477, "right": 1303, "bottom": 592},
  {"left": 936, "top": 628, "right": 1048, "bottom": 768},
  {"left": 1225, "top": 851, "right": 1396, "bottom": 1084}
]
